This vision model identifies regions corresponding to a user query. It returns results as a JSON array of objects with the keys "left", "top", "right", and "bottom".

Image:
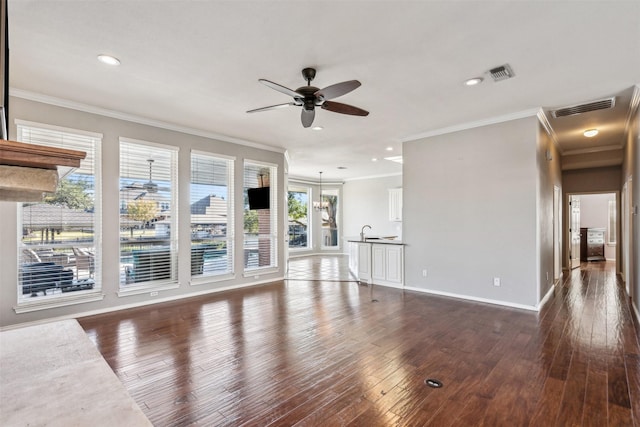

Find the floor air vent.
[{"left": 551, "top": 97, "right": 616, "bottom": 118}]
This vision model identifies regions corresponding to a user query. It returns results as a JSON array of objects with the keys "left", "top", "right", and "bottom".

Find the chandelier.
[{"left": 312, "top": 171, "right": 329, "bottom": 211}]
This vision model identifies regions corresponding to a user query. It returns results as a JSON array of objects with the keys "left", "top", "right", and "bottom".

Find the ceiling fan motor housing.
[{"left": 296, "top": 86, "right": 321, "bottom": 110}]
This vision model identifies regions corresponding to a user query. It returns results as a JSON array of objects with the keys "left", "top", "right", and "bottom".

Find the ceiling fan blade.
[
  {"left": 259, "top": 79, "right": 303, "bottom": 100},
  {"left": 322, "top": 101, "right": 369, "bottom": 116},
  {"left": 301, "top": 109, "right": 315, "bottom": 128},
  {"left": 315, "top": 80, "right": 361, "bottom": 100},
  {"left": 247, "top": 102, "right": 297, "bottom": 113}
]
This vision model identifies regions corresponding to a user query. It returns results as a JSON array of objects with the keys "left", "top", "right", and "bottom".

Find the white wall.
[
  {"left": 342, "top": 174, "right": 402, "bottom": 242},
  {"left": 0, "top": 96, "right": 286, "bottom": 328},
  {"left": 536, "top": 121, "right": 563, "bottom": 301},
  {"left": 403, "top": 116, "right": 540, "bottom": 309},
  {"left": 621, "top": 88, "right": 639, "bottom": 318},
  {"left": 579, "top": 193, "right": 617, "bottom": 260}
]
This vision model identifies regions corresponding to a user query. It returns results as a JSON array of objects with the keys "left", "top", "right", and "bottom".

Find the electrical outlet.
[
  {"left": 422, "top": 269, "right": 428, "bottom": 277},
  {"left": 150, "top": 291, "right": 158, "bottom": 296},
  {"left": 493, "top": 277, "right": 501, "bottom": 287}
]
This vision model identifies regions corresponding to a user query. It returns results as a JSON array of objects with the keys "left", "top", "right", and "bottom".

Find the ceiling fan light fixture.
[
  {"left": 583, "top": 129, "right": 599, "bottom": 138},
  {"left": 465, "top": 77, "right": 483, "bottom": 86},
  {"left": 97, "top": 54, "right": 120, "bottom": 66}
]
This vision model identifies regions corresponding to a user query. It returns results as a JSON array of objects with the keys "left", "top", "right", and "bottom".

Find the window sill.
[
  {"left": 190, "top": 273, "right": 236, "bottom": 286},
  {"left": 117, "top": 281, "right": 179, "bottom": 297},
  {"left": 243, "top": 267, "right": 279, "bottom": 278},
  {"left": 14, "top": 291, "right": 105, "bottom": 314}
]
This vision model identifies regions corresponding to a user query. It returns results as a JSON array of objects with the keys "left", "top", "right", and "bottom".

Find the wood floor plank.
[{"left": 77, "top": 258, "right": 640, "bottom": 426}]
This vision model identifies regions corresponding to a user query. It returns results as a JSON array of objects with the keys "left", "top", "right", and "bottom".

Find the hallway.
[{"left": 79, "top": 260, "right": 640, "bottom": 426}]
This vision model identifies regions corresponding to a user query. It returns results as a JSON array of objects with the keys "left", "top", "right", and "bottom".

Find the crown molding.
[
  {"left": 10, "top": 88, "right": 286, "bottom": 154},
  {"left": 400, "top": 108, "right": 540, "bottom": 143},
  {"left": 342, "top": 172, "right": 403, "bottom": 182},
  {"left": 623, "top": 84, "right": 640, "bottom": 138},
  {"left": 562, "top": 144, "right": 623, "bottom": 156}
]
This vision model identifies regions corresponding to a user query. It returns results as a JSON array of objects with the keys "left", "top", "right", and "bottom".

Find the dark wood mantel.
[{"left": 0, "top": 139, "right": 86, "bottom": 169}]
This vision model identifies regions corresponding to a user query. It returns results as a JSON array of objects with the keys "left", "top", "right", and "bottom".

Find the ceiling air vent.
[
  {"left": 489, "top": 64, "right": 515, "bottom": 82},
  {"left": 551, "top": 97, "right": 616, "bottom": 118}
]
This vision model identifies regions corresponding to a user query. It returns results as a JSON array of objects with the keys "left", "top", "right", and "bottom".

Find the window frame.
[
  {"left": 118, "top": 137, "right": 179, "bottom": 296},
  {"left": 14, "top": 120, "right": 104, "bottom": 312},
  {"left": 320, "top": 186, "right": 341, "bottom": 250},
  {"left": 287, "top": 185, "right": 311, "bottom": 251},
  {"left": 243, "top": 159, "right": 278, "bottom": 275},
  {"left": 189, "top": 150, "right": 235, "bottom": 284}
]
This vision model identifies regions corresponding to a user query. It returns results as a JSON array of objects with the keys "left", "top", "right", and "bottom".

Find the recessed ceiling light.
[
  {"left": 372, "top": 158, "right": 378, "bottom": 162},
  {"left": 583, "top": 129, "right": 599, "bottom": 138},
  {"left": 465, "top": 77, "right": 483, "bottom": 86},
  {"left": 312, "top": 126, "right": 323, "bottom": 131},
  {"left": 337, "top": 166, "right": 347, "bottom": 170},
  {"left": 97, "top": 54, "right": 120, "bottom": 66},
  {"left": 386, "top": 147, "right": 393, "bottom": 151}
]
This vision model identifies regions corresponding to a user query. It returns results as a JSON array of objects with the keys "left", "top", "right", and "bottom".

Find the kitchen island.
[{"left": 346, "top": 238, "right": 404, "bottom": 288}]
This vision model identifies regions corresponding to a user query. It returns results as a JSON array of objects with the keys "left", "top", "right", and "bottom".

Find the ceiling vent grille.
[
  {"left": 489, "top": 64, "right": 515, "bottom": 82},
  {"left": 551, "top": 97, "right": 616, "bottom": 118}
]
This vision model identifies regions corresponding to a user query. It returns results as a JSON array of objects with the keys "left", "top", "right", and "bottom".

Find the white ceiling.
[{"left": 8, "top": 1, "right": 640, "bottom": 181}]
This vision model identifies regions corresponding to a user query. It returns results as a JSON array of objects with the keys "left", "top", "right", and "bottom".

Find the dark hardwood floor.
[{"left": 79, "top": 259, "right": 640, "bottom": 426}]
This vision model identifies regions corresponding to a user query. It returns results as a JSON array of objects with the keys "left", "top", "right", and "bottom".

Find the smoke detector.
[{"left": 488, "top": 64, "right": 515, "bottom": 82}]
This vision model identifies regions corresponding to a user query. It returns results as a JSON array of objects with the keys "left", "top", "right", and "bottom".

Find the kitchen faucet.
[{"left": 360, "top": 225, "right": 372, "bottom": 241}]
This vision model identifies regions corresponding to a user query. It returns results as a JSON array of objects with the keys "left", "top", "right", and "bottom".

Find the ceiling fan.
[
  {"left": 247, "top": 68, "right": 369, "bottom": 128},
  {"left": 121, "top": 159, "right": 169, "bottom": 194}
]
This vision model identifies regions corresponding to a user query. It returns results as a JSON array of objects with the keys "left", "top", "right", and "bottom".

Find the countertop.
[{"left": 346, "top": 236, "right": 404, "bottom": 245}]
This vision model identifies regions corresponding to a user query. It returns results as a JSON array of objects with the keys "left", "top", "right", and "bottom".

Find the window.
[
  {"left": 190, "top": 151, "right": 234, "bottom": 280},
  {"left": 321, "top": 188, "right": 339, "bottom": 248},
  {"left": 608, "top": 199, "right": 616, "bottom": 245},
  {"left": 288, "top": 186, "right": 309, "bottom": 249},
  {"left": 119, "top": 139, "right": 178, "bottom": 292},
  {"left": 17, "top": 121, "right": 102, "bottom": 306},
  {"left": 243, "top": 160, "right": 277, "bottom": 271}
]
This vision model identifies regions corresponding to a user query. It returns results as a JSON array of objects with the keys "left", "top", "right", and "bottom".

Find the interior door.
[{"left": 570, "top": 195, "right": 581, "bottom": 269}]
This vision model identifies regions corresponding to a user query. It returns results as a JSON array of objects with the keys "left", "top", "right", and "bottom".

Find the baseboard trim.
[
  {"left": 538, "top": 283, "right": 556, "bottom": 310},
  {"left": 403, "top": 286, "right": 539, "bottom": 312},
  {"left": 1, "top": 276, "right": 285, "bottom": 331}
]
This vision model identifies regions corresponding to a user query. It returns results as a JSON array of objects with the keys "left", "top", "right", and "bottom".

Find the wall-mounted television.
[{"left": 248, "top": 187, "right": 270, "bottom": 210}]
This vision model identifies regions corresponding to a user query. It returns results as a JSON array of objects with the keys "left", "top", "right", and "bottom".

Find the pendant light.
[{"left": 313, "top": 171, "right": 329, "bottom": 210}]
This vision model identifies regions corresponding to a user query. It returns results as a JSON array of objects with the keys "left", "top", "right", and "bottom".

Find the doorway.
[{"left": 566, "top": 192, "right": 618, "bottom": 272}]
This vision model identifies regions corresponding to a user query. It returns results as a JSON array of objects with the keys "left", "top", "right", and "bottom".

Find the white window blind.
[
  {"left": 243, "top": 161, "right": 277, "bottom": 271},
  {"left": 119, "top": 139, "right": 178, "bottom": 289},
  {"left": 190, "top": 151, "right": 234, "bottom": 279},
  {"left": 17, "top": 122, "right": 102, "bottom": 302}
]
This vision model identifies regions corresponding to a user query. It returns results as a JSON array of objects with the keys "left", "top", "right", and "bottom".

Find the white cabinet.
[
  {"left": 347, "top": 241, "right": 359, "bottom": 277},
  {"left": 371, "top": 243, "right": 403, "bottom": 287},
  {"left": 357, "top": 242, "right": 372, "bottom": 282},
  {"left": 384, "top": 245, "right": 403, "bottom": 284},
  {"left": 389, "top": 188, "right": 402, "bottom": 222},
  {"left": 347, "top": 241, "right": 404, "bottom": 287}
]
